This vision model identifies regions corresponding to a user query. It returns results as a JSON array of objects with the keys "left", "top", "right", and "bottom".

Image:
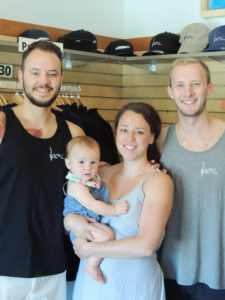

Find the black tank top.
[{"left": 0, "top": 108, "right": 72, "bottom": 277}]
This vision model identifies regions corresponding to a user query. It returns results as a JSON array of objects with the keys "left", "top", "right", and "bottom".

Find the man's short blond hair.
[{"left": 169, "top": 58, "right": 211, "bottom": 86}]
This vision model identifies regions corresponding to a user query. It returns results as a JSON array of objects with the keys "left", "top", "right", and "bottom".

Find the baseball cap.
[
  {"left": 104, "top": 39, "right": 137, "bottom": 56},
  {"left": 178, "top": 23, "right": 210, "bottom": 53},
  {"left": 142, "top": 32, "right": 180, "bottom": 56},
  {"left": 18, "top": 29, "right": 51, "bottom": 40},
  {"left": 57, "top": 29, "right": 101, "bottom": 53},
  {"left": 204, "top": 25, "right": 225, "bottom": 52}
]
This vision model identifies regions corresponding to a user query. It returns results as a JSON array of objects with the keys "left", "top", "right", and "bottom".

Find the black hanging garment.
[{"left": 53, "top": 103, "right": 120, "bottom": 165}]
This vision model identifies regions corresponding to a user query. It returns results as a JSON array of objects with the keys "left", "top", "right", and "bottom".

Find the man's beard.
[{"left": 23, "top": 84, "right": 60, "bottom": 108}]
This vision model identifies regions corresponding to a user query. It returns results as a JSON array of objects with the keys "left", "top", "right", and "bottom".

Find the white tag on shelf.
[{"left": 18, "top": 37, "right": 63, "bottom": 53}]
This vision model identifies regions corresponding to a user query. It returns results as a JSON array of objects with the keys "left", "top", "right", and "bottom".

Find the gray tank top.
[{"left": 159, "top": 124, "right": 225, "bottom": 289}]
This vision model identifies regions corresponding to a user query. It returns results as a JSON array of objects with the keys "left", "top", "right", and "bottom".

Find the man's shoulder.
[
  {"left": 0, "top": 110, "right": 5, "bottom": 119},
  {"left": 66, "top": 120, "right": 85, "bottom": 138},
  {"left": 213, "top": 117, "right": 225, "bottom": 128}
]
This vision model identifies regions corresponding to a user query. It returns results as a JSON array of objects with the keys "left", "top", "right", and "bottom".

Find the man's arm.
[
  {"left": 66, "top": 120, "right": 85, "bottom": 138},
  {"left": 0, "top": 112, "right": 6, "bottom": 144}
]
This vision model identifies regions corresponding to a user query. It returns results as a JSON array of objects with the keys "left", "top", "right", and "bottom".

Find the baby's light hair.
[{"left": 66, "top": 136, "right": 100, "bottom": 158}]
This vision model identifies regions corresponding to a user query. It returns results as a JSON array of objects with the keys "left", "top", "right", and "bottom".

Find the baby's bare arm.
[
  {"left": 67, "top": 181, "right": 128, "bottom": 216},
  {"left": 114, "top": 201, "right": 129, "bottom": 215}
]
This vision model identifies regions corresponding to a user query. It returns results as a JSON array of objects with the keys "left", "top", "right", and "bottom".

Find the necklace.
[{"left": 66, "top": 172, "right": 101, "bottom": 188}]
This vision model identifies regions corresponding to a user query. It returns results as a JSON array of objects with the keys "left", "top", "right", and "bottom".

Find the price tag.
[{"left": 0, "top": 64, "right": 13, "bottom": 79}]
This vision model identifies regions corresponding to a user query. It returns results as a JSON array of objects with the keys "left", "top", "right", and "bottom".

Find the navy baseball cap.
[
  {"left": 18, "top": 29, "right": 51, "bottom": 40},
  {"left": 204, "top": 25, "right": 225, "bottom": 52}
]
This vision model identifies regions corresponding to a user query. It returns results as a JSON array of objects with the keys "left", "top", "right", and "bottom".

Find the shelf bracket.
[
  {"left": 149, "top": 61, "right": 157, "bottom": 73},
  {"left": 65, "top": 58, "right": 72, "bottom": 69}
]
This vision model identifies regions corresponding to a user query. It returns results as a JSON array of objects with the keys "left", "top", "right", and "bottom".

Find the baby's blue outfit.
[{"left": 63, "top": 173, "right": 110, "bottom": 242}]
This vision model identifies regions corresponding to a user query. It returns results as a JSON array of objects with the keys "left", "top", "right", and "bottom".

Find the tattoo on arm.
[
  {"left": 27, "top": 128, "right": 43, "bottom": 138},
  {"left": 0, "top": 114, "right": 6, "bottom": 143}
]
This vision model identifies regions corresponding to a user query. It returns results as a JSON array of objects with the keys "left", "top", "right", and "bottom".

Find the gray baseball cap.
[{"left": 178, "top": 23, "right": 210, "bottom": 53}]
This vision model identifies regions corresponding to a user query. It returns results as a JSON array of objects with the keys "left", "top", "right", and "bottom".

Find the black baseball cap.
[
  {"left": 142, "top": 32, "right": 180, "bottom": 56},
  {"left": 104, "top": 39, "right": 137, "bottom": 56},
  {"left": 57, "top": 29, "right": 101, "bottom": 53}
]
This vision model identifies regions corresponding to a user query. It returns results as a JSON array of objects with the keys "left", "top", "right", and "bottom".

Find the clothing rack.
[
  {"left": 0, "top": 80, "right": 86, "bottom": 108},
  {"left": 52, "top": 84, "right": 87, "bottom": 109}
]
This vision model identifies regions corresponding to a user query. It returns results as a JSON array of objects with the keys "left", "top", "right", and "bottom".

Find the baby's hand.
[{"left": 115, "top": 200, "right": 129, "bottom": 215}]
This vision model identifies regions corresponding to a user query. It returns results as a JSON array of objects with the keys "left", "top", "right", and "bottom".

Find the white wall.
[
  {"left": 0, "top": 0, "right": 124, "bottom": 37},
  {"left": 1, "top": 0, "right": 225, "bottom": 38},
  {"left": 124, "top": 0, "right": 225, "bottom": 37}
]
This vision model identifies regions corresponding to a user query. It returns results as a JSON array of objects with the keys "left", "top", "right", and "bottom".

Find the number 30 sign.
[{"left": 0, "top": 64, "right": 13, "bottom": 79}]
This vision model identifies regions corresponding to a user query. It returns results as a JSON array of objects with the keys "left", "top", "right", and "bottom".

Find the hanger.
[
  {"left": 9, "top": 94, "right": 24, "bottom": 105},
  {"left": 77, "top": 96, "right": 87, "bottom": 107},
  {"left": 0, "top": 94, "right": 8, "bottom": 106}
]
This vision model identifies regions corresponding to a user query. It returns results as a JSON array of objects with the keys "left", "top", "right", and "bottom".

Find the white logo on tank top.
[
  {"left": 49, "top": 147, "right": 64, "bottom": 162},
  {"left": 200, "top": 161, "right": 218, "bottom": 176}
]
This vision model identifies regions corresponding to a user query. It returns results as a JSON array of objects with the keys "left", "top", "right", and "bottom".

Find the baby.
[{"left": 63, "top": 136, "right": 128, "bottom": 283}]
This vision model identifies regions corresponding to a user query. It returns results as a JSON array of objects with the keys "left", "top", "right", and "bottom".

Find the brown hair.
[
  {"left": 115, "top": 102, "right": 161, "bottom": 163},
  {"left": 21, "top": 40, "right": 63, "bottom": 73}
]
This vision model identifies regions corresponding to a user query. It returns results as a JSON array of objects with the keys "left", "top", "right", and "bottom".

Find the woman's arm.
[
  {"left": 67, "top": 181, "right": 128, "bottom": 216},
  {"left": 73, "top": 172, "right": 173, "bottom": 259}
]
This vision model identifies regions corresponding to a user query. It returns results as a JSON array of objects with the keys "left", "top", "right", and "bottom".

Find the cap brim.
[
  {"left": 104, "top": 52, "right": 137, "bottom": 56},
  {"left": 17, "top": 36, "right": 50, "bottom": 41},
  {"left": 178, "top": 42, "right": 208, "bottom": 53},
  {"left": 122, "top": 53, "right": 137, "bottom": 56},
  {"left": 63, "top": 47, "right": 103, "bottom": 53},
  {"left": 93, "top": 49, "right": 103, "bottom": 54},
  {"left": 204, "top": 46, "right": 225, "bottom": 52},
  {"left": 142, "top": 51, "right": 162, "bottom": 56},
  {"left": 142, "top": 50, "right": 179, "bottom": 56}
]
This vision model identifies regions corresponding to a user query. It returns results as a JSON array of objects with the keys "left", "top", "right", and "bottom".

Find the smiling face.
[
  {"left": 168, "top": 63, "right": 213, "bottom": 118},
  {"left": 18, "top": 49, "right": 63, "bottom": 107},
  {"left": 116, "top": 110, "right": 154, "bottom": 162}
]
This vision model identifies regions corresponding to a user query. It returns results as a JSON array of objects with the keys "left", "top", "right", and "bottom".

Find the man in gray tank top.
[{"left": 157, "top": 58, "right": 225, "bottom": 300}]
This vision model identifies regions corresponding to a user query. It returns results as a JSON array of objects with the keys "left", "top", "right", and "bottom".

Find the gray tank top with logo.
[{"left": 159, "top": 124, "right": 225, "bottom": 289}]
